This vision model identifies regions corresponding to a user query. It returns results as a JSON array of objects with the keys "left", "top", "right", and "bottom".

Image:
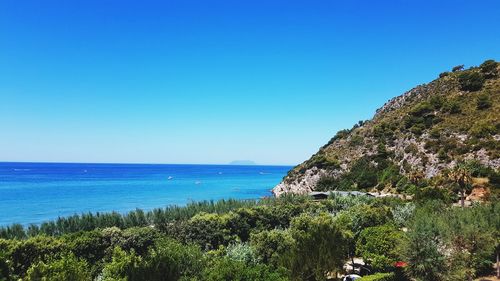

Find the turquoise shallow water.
[{"left": 0, "top": 162, "right": 292, "bottom": 226}]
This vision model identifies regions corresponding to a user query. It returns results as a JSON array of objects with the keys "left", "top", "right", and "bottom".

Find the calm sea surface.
[{"left": 0, "top": 162, "right": 292, "bottom": 226}]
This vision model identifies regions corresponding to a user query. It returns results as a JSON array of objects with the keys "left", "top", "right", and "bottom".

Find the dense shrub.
[
  {"left": 324, "top": 129, "right": 351, "bottom": 147},
  {"left": 183, "top": 213, "right": 236, "bottom": 250},
  {"left": 9, "top": 236, "right": 67, "bottom": 277},
  {"left": 102, "top": 238, "right": 204, "bottom": 281},
  {"left": 414, "top": 187, "right": 453, "bottom": 203},
  {"left": 476, "top": 92, "right": 492, "bottom": 109},
  {"left": 287, "top": 213, "right": 348, "bottom": 281},
  {"left": 101, "top": 247, "right": 144, "bottom": 281},
  {"left": 0, "top": 249, "right": 11, "bottom": 281},
  {"left": 404, "top": 102, "right": 436, "bottom": 134},
  {"left": 202, "top": 257, "right": 288, "bottom": 281},
  {"left": 225, "top": 243, "right": 259, "bottom": 265},
  {"left": 316, "top": 176, "right": 342, "bottom": 191},
  {"left": 403, "top": 202, "right": 499, "bottom": 281},
  {"left": 336, "top": 204, "right": 393, "bottom": 236},
  {"left": 452, "top": 65, "right": 464, "bottom": 72},
  {"left": 391, "top": 203, "right": 415, "bottom": 228},
  {"left": 458, "top": 71, "right": 485, "bottom": 91},
  {"left": 429, "top": 95, "right": 444, "bottom": 109},
  {"left": 469, "top": 120, "right": 497, "bottom": 138},
  {"left": 443, "top": 206, "right": 497, "bottom": 279},
  {"left": 358, "top": 272, "right": 396, "bottom": 281},
  {"left": 442, "top": 99, "right": 461, "bottom": 114},
  {"left": 315, "top": 157, "right": 379, "bottom": 191},
  {"left": 480, "top": 59, "right": 498, "bottom": 77},
  {"left": 309, "top": 154, "right": 341, "bottom": 169},
  {"left": 356, "top": 225, "right": 405, "bottom": 272},
  {"left": 378, "top": 164, "right": 404, "bottom": 189},
  {"left": 373, "top": 122, "right": 396, "bottom": 141},
  {"left": 409, "top": 102, "right": 433, "bottom": 116},
  {"left": 348, "top": 157, "right": 379, "bottom": 189},
  {"left": 402, "top": 206, "right": 445, "bottom": 281},
  {"left": 350, "top": 134, "right": 364, "bottom": 146},
  {"left": 463, "top": 160, "right": 497, "bottom": 178},
  {"left": 438, "top": 71, "right": 449, "bottom": 78},
  {"left": 141, "top": 239, "right": 204, "bottom": 280},
  {"left": 25, "top": 253, "right": 91, "bottom": 281},
  {"left": 250, "top": 230, "right": 294, "bottom": 267},
  {"left": 0, "top": 199, "right": 263, "bottom": 240}
]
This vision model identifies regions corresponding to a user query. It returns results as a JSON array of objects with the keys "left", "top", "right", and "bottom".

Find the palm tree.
[{"left": 448, "top": 163, "right": 472, "bottom": 207}]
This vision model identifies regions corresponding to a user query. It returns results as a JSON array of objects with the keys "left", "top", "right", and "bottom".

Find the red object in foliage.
[{"left": 394, "top": 261, "right": 408, "bottom": 268}]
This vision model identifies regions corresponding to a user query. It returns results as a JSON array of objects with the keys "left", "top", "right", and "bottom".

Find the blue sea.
[{"left": 0, "top": 162, "right": 292, "bottom": 226}]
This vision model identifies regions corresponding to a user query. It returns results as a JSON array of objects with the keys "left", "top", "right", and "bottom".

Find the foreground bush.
[
  {"left": 25, "top": 253, "right": 91, "bottom": 281},
  {"left": 358, "top": 272, "right": 395, "bottom": 281},
  {"left": 286, "top": 213, "right": 348, "bottom": 281},
  {"left": 102, "top": 238, "right": 204, "bottom": 281},
  {"left": 356, "top": 225, "right": 405, "bottom": 272},
  {"left": 403, "top": 202, "right": 499, "bottom": 281},
  {"left": 202, "top": 257, "right": 288, "bottom": 281}
]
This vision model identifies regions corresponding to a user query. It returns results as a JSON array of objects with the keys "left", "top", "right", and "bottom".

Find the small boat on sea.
[{"left": 167, "top": 176, "right": 173, "bottom": 180}]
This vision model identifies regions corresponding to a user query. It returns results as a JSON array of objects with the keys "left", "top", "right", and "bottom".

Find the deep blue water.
[{"left": 0, "top": 162, "right": 291, "bottom": 226}]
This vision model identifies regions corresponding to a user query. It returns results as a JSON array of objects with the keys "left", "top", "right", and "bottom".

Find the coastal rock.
[{"left": 273, "top": 167, "right": 325, "bottom": 196}]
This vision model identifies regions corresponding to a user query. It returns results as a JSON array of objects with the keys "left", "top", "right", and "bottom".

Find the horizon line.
[{"left": 0, "top": 160, "right": 296, "bottom": 167}]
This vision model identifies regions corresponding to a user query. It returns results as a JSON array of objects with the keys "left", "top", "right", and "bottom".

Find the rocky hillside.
[{"left": 273, "top": 60, "right": 500, "bottom": 196}]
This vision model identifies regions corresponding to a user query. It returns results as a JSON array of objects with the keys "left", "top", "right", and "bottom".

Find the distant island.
[{"left": 229, "top": 160, "right": 256, "bottom": 165}]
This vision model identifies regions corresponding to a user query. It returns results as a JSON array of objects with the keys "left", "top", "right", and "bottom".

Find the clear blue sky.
[{"left": 1, "top": 0, "right": 499, "bottom": 165}]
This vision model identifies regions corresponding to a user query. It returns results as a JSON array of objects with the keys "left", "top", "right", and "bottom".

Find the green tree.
[
  {"left": 101, "top": 247, "right": 144, "bottom": 281},
  {"left": 202, "top": 257, "right": 288, "bottom": 281},
  {"left": 356, "top": 225, "right": 405, "bottom": 272},
  {"left": 287, "top": 213, "right": 348, "bottom": 281},
  {"left": 62, "top": 229, "right": 112, "bottom": 276},
  {"left": 102, "top": 239, "right": 204, "bottom": 281},
  {"left": 25, "top": 253, "right": 91, "bottom": 281},
  {"left": 9, "top": 236, "right": 66, "bottom": 277},
  {"left": 402, "top": 207, "right": 446, "bottom": 281},
  {"left": 458, "top": 72, "right": 485, "bottom": 91},
  {"left": 443, "top": 206, "right": 497, "bottom": 281},
  {"left": 335, "top": 204, "right": 393, "bottom": 273},
  {"left": 142, "top": 239, "right": 204, "bottom": 281},
  {"left": 115, "top": 227, "right": 162, "bottom": 255},
  {"left": 184, "top": 213, "right": 236, "bottom": 250},
  {"left": 250, "top": 229, "right": 295, "bottom": 267},
  {"left": 480, "top": 59, "right": 498, "bottom": 77}
]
